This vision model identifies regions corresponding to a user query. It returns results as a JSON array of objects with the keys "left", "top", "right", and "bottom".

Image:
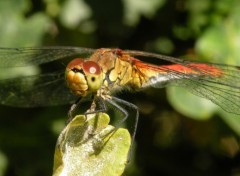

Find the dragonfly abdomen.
[{"left": 131, "top": 62, "right": 223, "bottom": 89}]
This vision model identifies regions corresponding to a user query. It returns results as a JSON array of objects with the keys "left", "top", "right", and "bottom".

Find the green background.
[{"left": 1, "top": 0, "right": 240, "bottom": 175}]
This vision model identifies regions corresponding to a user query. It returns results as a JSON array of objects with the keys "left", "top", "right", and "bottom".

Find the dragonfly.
[{"left": 0, "top": 47, "right": 240, "bottom": 126}]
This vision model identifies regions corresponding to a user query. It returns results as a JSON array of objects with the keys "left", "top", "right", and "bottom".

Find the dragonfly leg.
[
  {"left": 105, "top": 96, "right": 139, "bottom": 162},
  {"left": 84, "top": 96, "right": 108, "bottom": 115},
  {"left": 109, "top": 97, "right": 139, "bottom": 140},
  {"left": 67, "top": 98, "right": 82, "bottom": 122},
  {"left": 67, "top": 95, "right": 108, "bottom": 124}
]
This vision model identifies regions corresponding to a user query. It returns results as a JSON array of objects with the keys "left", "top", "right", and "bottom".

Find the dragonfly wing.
[
  {"left": 0, "top": 47, "right": 95, "bottom": 67},
  {"left": 150, "top": 64, "right": 240, "bottom": 115},
  {"left": 0, "top": 72, "right": 78, "bottom": 107},
  {"left": 174, "top": 78, "right": 240, "bottom": 114}
]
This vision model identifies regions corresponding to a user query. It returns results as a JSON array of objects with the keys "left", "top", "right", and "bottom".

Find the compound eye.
[
  {"left": 67, "top": 58, "right": 84, "bottom": 69},
  {"left": 82, "top": 61, "right": 101, "bottom": 75}
]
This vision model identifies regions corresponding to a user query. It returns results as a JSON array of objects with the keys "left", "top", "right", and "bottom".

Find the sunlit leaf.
[
  {"left": 196, "top": 18, "right": 240, "bottom": 64},
  {"left": 53, "top": 113, "right": 131, "bottom": 176},
  {"left": 195, "top": 1, "right": 240, "bottom": 64},
  {"left": 0, "top": 0, "right": 51, "bottom": 47},
  {"left": 60, "top": 0, "right": 92, "bottom": 28},
  {"left": 167, "top": 86, "right": 218, "bottom": 120},
  {"left": 122, "top": 0, "right": 165, "bottom": 25}
]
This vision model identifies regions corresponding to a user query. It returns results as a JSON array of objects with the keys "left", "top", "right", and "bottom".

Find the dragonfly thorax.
[{"left": 65, "top": 58, "right": 103, "bottom": 97}]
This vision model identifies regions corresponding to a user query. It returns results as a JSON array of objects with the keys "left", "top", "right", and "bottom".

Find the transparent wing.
[
  {"left": 0, "top": 47, "right": 96, "bottom": 107},
  {"left": 149, "top": 63, "right": 240, "bottom": 115},
  {"left": 123, "top": 50, "right": 240, "bottom": 114},
  {"left": 174, "top": 65, "right": 240, "bottom": 114},
  {"left": 0, "top": 47, "right": 95, "bottom": 67},
  {"left": 0, "top": 71, "right": 78, "bottom": 107}
]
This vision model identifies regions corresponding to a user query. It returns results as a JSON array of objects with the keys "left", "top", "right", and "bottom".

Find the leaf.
[
  {"left": 122, "top": 0, "right": 165, "bottom": 25},
  {"left": 60, "top": 0, "right": 92, "bottom": 28},
  {"left": 0, "top": 151, "right": 7, "bottom": 176},
  {"left": 195, "top": 4, "right": 240, "bottom": 64},
  {"left": 167, "top": 86, "right": 218, "bottom": 120},
  {"left": 219, "top": 110, "right": 240, "bottom": 136},
  {"left": 53, "top": 113, "right": 131, "bottom": 176},
  {"left": 0, "top": 0, "right": 51, "bottom": 47}
]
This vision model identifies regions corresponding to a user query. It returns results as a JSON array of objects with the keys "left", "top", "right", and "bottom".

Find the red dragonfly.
[{"left": 0, "top": 47, "right": 240, "bottom": 120}]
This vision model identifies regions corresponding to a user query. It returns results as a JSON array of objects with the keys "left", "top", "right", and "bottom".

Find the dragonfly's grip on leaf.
[{"left": 53, "top": 113, "right": 131, "bottom": 176}]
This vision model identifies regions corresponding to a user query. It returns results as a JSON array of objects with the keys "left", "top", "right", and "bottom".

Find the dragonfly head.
[{"left": 65, "top": 58, "right": 103, "bottom": 96}]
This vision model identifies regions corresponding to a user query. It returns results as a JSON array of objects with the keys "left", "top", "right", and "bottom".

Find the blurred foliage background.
[{"left": 1, "top": 0, "right": 240, "bottom": 175}]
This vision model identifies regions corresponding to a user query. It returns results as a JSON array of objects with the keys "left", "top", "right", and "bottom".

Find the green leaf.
[
  {"left": 196, "top": 5, "right": 240, "bottom": 64},
  {"left": 122, "top": 0, "right": 166, "bottom": 25},
  {"left": 0, "top": 151, "right": 8, "bottom": 176},
  {"left": 167, "top": 86, "right": 218, "bottom": 120},
  {"left": 0, "top": 0, "right": 30, "bottom": 15},
  {"left": 0, "top": 0, "right": 51, "bottom": 47},
  {"left": 219, "top": 111, "right": 240, "bottom": 136},
  {"left": 60, "top": 0, "right": 92, "bottom": 28},
  {"left": 53, "top": 113, "right": 131, "bottom": 176},
  {"left": 0, "top": 13, "right": 51, "bottom": 47}
]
